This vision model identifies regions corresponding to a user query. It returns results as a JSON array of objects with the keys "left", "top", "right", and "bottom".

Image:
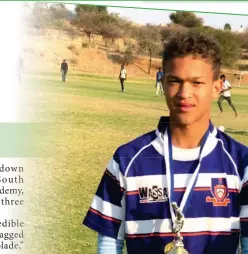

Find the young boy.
[
  {"left": 155, "top": 67, "right": 164, "bottom": 96},
  {"left": 60, "top": 59, "right": 68, "bottom": 82},
  {"left": 218, "top": 74, "right": 238, "bottom": 117},
  {"left": 83, "top": 31, "right": 248, "bottom": 254},
  {"left": 119, "top": 65, "right": 127, "bottom": 92}
]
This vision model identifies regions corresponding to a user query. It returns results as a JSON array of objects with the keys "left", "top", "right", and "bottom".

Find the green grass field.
[{"left": 21, "top": 73, "right": 248, "bottom": 254}]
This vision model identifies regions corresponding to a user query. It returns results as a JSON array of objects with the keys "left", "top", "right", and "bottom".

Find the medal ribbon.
[{"left": 164, "top": 124, "right": 210, "bottom": 223}]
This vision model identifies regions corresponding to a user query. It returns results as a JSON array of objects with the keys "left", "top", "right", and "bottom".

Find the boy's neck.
[{"left": 169, "top": 116, "right": 210, "bottom": 149}]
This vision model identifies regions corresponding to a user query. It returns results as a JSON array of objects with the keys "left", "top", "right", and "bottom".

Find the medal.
[
  {"left": 165, "top": 241, "right": 189, "bottom": 254},
  {"left": 164, "top": 241, "right": 175, "bottom": 253},
  {"left": 163, "top": 121, "right": 211, "bottom": 254},
  {"left": 164, "top": 235, "right": 189, "bottom": 254},
  {"left": 164, "top": 203, "right": 189, "bottom": 254}
]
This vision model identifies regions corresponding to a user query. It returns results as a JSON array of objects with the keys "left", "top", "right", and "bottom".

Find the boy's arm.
[
  {"left": 83, "top": 155, "right": 126, "bottom": 241},
  {"left": 241, "top": 237, "right": 248, "bottom": 254},
  {"left": 98, "top": 234, "right": 124, "bottom": 254}
]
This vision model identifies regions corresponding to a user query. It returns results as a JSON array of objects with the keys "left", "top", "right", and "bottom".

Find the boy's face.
[{"left": 163, "top": 55, "right": 222, "bottom": 126}]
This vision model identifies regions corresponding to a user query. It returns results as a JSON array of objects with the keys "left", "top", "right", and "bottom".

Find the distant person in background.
[
  {"left": 18, "top": 57, "right": 23, "bottom": 83},
  {"left": 155, "top": 66, "right": 164, "bottom": 96},
  {"left": 217, "top": 74, "right": 238, "bottom": 117},
  {"left": 119, "top": 64, "right": 127, "bottom": 92},
  {"left": 61, "top": 59, "right": 68, "bottom": 82}
]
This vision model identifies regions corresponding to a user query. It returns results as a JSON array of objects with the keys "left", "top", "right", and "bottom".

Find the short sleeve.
[
  {"left": 240, "top": 165, "right": 248, "bottom": 237},
  {"left": 83, "top": 157, "right": 126, "bottom": 240},
  {"left": 226, "top": 80, "right": 231, "bottom": 88}
]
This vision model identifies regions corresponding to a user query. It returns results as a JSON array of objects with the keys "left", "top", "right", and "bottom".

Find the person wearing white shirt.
[
  {"left": 217, "top": 74, "right": 238, "bottom": 117},
  {"left": 119, "top": 65, "right": 127, "bottom": 92}
]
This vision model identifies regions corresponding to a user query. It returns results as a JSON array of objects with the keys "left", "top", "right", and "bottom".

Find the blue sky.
[{"left": 65, "top": 4, "right": 247, "bottom": 32}]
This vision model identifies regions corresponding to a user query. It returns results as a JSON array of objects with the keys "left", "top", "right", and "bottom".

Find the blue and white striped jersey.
[{"left": 83, "top": 116, "right": 248, "bottom": 254}]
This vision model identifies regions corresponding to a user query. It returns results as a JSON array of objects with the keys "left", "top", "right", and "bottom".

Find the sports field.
[{"left": 21, "top": 73, "right": 248, "bottom": 253}]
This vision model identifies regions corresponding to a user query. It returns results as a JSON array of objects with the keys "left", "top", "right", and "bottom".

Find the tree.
[
  {"left": 75, "top": 4, "right": 107, "bottom": 16},
  {"left": 71, "top": 11, "right": 99, "bottom": 43},
  {"left": 64, "top": 26, "right": 79, "bottom": 41},
  {"left": 191, "top": 27, "right": 242, "bottom": 68},
  {"left": 49, "top": 4, "right": 68, "bottom": 20},
  {"left": 123, "top": 42, "right": 136, "bottom": 65},
  {"left": 236, "top": 30, "right": 248, "bottom": 50},
  {"left": 31, "top": 2, "right": 51, "bottom": 29},
  {"left": 224, "top": 23, "right": 231, "bottom": 31},
  {"left": 136, "top": 25, "right": 162, "bottom": 74},
  {"left": 118, "top": 18, "right": 133, "bottom": 37},
  {"left": 27, "top": 3, "right": 68, "bottom": 30},
  {"left": 72, "top": 8, "right": 121, "bottom": 46},
  {"left": 214, "top": 31, "right": 241, "bottom": 67},
  {"left": 169, "top": 11, "right": 203, "bottom": 28},
  {"left": 97, "top": 13, "right": 123, "bottom": 46},
  {"left": 48, "top": 4, "right": 68, "bottom": 33},
  {"left": 98, "top": 23, "right": 122, "bottom": 46}
]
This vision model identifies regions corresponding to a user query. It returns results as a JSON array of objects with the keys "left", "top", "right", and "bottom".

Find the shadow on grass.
[
  {"left": 226, "top": 128, "right": 248, "bottom": 136},
  {"left": 118, "top": 91, "right": 149, "bottom": 97}
]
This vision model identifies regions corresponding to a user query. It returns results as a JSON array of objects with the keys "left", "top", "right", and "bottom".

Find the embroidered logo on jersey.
[
  {"left": 138, "top": 185, "right": 168, "bottom": 203},
  {"left": 206, "top": 178, "right": 230, "bottom": 206}
]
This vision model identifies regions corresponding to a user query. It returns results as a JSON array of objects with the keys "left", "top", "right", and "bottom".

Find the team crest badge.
[{"left": 206, "top": 178, "right": 230, "bottom": 206}]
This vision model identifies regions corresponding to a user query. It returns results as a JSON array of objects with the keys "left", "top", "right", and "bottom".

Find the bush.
[
  {"left": 68, "top": 44, "right": 76, "bottom": 51},
  {"left": 237, "top": 32, "right": 248, "bottom": 51},
  {"left": 68, "top": 44, "right": 79, "bottom": 55},
  {"left": 237, "top": 64, "right": 248, "bottom": 71},
  {"left": 123, "top": 46, "right": 135, "bottom": 64},
  {"left": 70, "top": 58, "right": 78, "bottom": 65},
  {"left": 81, "top": 43, "right": 89, "bottom": 48}
]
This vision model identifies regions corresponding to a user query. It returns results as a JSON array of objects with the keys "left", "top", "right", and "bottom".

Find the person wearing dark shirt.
[{"left": 61, "top": 59, "right": 68, "bottom": 82}]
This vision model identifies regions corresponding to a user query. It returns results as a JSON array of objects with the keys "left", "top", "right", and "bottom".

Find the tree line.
[{"left": 22, "top": 3, "right": 248, "bottom": 72}]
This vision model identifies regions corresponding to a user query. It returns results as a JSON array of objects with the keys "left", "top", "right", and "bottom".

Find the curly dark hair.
[{"left": 162, "top": 30, "right": 221, "bottom": 80}]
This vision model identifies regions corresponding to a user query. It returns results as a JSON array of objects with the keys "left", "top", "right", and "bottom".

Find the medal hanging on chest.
[
  {"left": 164, "top": 203, "right": 189, "bottom": 254},
  {"left": 163, "top": 123, "right": 211, "bottom": 254}
]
